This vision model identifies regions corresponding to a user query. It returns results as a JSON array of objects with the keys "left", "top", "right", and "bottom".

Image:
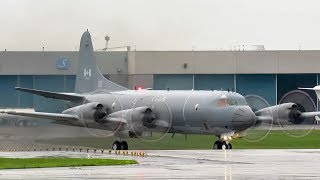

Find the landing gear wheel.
[
  {"left": 112, "top": 141, "right": 121, "bottom": 150},
  {"left": 213, "top": 141, "right": 232, "bottom": 150},
  {"left": 221, "top": 142, "right": 228, "bottom": 150},
  {"left": 121, "top": 141, "right": 128, "bottom": 150},
  {"left": 213, "top": 141, "right": 222, "bottom": 150}
]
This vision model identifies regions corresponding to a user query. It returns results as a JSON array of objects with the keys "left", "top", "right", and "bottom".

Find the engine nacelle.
[
  {"left": 107, "top": 106, "right": 159, "bottom": 129},
  {"left": 63, "top": 102, "right": 107, "bottom": 123},
  {"left": 255, "top": 103, "right": 304, "bottom": 125}
]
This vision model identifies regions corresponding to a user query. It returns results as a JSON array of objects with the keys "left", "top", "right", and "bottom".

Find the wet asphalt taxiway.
[{"left": 0, "top": 149, "right": 319, "bottom": 179}]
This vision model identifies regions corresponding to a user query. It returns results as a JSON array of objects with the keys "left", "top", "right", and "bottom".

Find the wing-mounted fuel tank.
[{"left": 255, "top": 103, "right": 304, "bottom": 125}]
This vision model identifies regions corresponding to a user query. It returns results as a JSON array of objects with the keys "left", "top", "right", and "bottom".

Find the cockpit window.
[
  {"left": 227, "top": 98, "right": 237, "bottom": 106},
  {"left": 236, "top": 97, "right": 248, "bottom": 106},
  {"left": 217, "top": 95, "right": 228, "bottom": 107},
  {"left": 217, "top": 94, "right": 247, "bottom": 107}
]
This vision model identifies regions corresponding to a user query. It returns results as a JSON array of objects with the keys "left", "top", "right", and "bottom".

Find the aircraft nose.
[{"left": 231, "top": 106, "right": 255, "bottom": 131}]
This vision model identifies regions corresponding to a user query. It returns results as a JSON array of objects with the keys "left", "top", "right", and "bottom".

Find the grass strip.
[{"left": 0, "top": 157, "right": 137, "bottom": 169}]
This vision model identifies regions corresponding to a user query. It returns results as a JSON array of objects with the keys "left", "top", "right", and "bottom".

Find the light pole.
[{"left": 104, "top": 35, "right": 110, "bottom": 51}]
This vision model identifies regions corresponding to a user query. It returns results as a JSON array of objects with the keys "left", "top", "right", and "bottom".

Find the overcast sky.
[{"left": 1, "top": 0, "right": 320, "bottom": 51}]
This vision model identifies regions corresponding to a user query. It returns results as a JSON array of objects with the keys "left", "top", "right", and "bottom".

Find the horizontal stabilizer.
[
  {"left": 2, "top": 111, "right": 79, "bottom": 122},
  {"left": 15, "top": 87, "right": 84, "bottom": 101}
]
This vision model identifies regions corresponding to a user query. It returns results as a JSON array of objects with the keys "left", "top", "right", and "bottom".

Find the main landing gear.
[
  {"left": 213, "top": 140, "right": 232, "bottom": 150},
  {"left": 112, "top": 140, "right": 128, "bottom": 150}
]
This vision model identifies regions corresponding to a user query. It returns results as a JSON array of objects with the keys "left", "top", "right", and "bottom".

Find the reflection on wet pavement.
[{"left": 0, "top": 149, "right": 319, "bottom": 179}]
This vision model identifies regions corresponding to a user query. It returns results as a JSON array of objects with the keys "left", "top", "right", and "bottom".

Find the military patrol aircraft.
[{"left": 2, "top": 30, "right": 320, "bottom": 150}]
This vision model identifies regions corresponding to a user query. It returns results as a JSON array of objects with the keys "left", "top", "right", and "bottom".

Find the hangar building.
[{"left": 0, "top": 50, "right": 319, "bottom": 123}]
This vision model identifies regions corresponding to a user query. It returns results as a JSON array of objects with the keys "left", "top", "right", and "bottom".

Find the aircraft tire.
[
  {"left": 112, "top": 141, "right": 121, "bottom": 150},
  {"left": 221, "top": 142, "right": 228, "bottom": 150},
  {"left": 121, "top": 141, "right": 128, "bottom": 150},
  {"left": 228, "top": 143, "right": 232, "bottom": 149},
  {"left": 213, "top": 141, "right": 222, "bottom": 150}
]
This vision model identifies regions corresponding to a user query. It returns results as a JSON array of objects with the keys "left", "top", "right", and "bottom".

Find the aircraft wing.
[
  {"left": 15, "top": 87, "right": 84, "bottom": 101},
  {"left": 300, "top": 111, "right": 320, "bottom": 118},
  {"left": 256, "top": 115, "right": 273, "bottom": 121},
  {"left": 298, "top": 88, "right": 318, "bottom": 90},
  {"left": 1, "top": 111, "right": 79, "bottom": 122},
  {"left": 1, "top": 110, "right": 128, "bottom": 126},
  {"left": 299, "top": 86, "right": 320, "bottom": 101}
]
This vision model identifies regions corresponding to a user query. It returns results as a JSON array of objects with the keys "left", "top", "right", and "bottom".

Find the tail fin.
[
  {"left": 75, "top": 30, "right": 128, "bottom": 93},
  {"left": 299, "top": 85, "right": 320, "bottom": 101}
]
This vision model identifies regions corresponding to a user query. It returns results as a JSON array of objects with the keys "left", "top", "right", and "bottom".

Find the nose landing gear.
[
  {"left": 112, "top": 140, "right": 128, "bottom": 150},
  {"left": 213, "top": 140, "right": 232, "bottom": 150}
]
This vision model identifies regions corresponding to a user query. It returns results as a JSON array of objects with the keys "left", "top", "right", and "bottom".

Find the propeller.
[
  {"left": 142, "top": 108, "right": 156, "bottom": 128},
  {"left": 288, "top": 104, "right": 303, "bottom": 124},
  {"left": 245, "top": 90, "right": 317, "bottom": 139},
  {"left": 77, "top": 89, "right": 123, "bottom": 138},
  {"left": 93, "top": 103, "right": 108, "bottom": 123},
  {"left": 129, "top": 94, "right": 172, "bottom": 142},
  {"left": 244, "top": 94, "right": 273, "bottom": 142},
  {"left": 278, "top": 90, "right": 316, "bottom": 137}
]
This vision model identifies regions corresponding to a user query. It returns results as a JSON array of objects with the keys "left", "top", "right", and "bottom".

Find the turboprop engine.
[
  {"left": 62, "top": 102, "right": 107, "bottom": 123},
  {"left": 255, "top": 103, "right": 304, "bottom": 125}
]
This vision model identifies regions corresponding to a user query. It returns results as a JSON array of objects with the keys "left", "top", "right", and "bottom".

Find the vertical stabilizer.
[{"left": 75, "top": 30, "right": 128, "bottom": 93}]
